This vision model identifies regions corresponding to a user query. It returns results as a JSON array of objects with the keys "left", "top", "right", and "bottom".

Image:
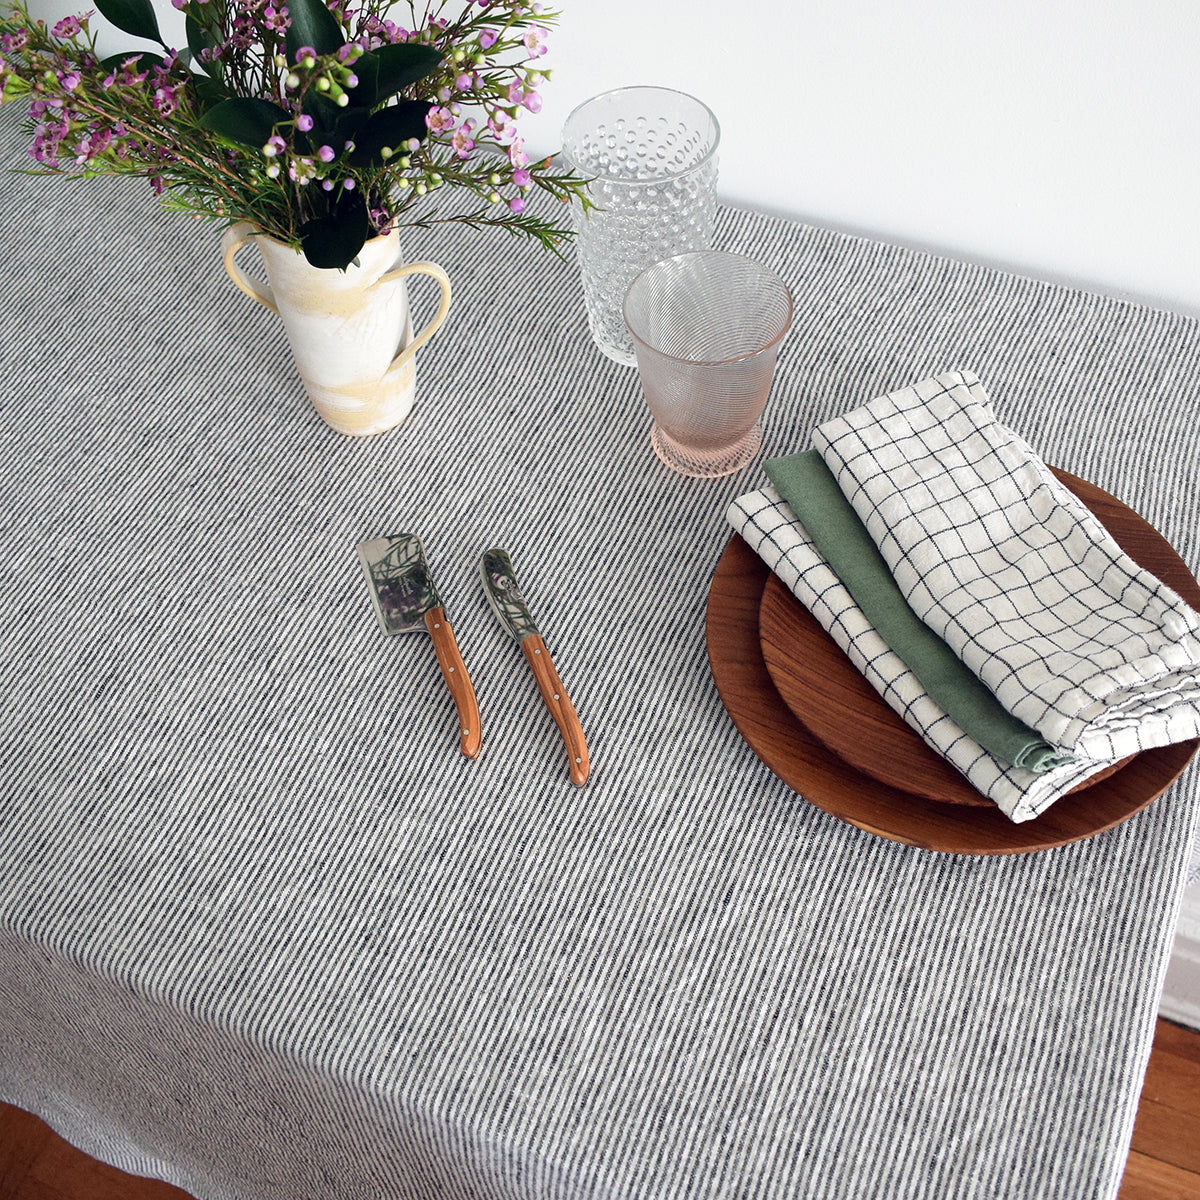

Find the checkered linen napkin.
[
  {"left": 812, "top": 369, "right": 1200, "bottom": 767},
  {"left": 726, "top": 485, "right": 1111, "bottom": 821}
]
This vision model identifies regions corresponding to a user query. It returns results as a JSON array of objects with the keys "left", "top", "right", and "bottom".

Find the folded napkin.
[
  {"left": 726, "top": 485, "right": 1110, "bottom": 822},
  {"left": 763, "top": 449, "right": 1070, "bottom": 774},
  {"left": 812, "top": 369, "right": 1200, "bottom": 765}
]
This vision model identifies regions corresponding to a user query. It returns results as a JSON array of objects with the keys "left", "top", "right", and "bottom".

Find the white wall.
[
  {"left": 521, "top": 0, "right": 1200, "bottom": 316},
  {"left": 22, "top": 0, "right": 1200, "bottom": 315}
]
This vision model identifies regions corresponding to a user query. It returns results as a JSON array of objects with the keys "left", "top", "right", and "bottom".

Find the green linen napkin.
[{"left": 763, "top": 450, "right": 1071, "bottom": 774}]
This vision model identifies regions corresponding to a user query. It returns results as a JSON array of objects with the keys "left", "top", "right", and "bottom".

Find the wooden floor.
[{"left": 1, "top": 1017, "right": 1198, "bottom": 1198}]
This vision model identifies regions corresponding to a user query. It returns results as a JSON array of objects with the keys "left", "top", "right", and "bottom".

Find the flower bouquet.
[{"left": 0, "top": 0, "right": 591, "bottom": 269}]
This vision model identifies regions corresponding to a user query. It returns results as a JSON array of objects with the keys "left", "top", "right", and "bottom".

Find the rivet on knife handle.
[
  {"left": 357, "top": 533, "right": 482, "bottom": 760},
  {"left": 480, "top": 548, "right": 589, "bottom": 785}
]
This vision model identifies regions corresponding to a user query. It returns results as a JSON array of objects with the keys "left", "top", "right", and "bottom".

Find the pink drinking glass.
[{"left": 623, "top": 251, "right": 793, "bottom": 478}]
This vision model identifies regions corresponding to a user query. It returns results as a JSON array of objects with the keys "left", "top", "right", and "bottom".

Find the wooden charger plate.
[{"left": 705, "top": 468, "right": 1200, "bottom": 854}]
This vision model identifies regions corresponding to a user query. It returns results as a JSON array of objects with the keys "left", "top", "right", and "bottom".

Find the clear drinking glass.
[
  {"left": 623, "top": 251, "right": 793, "bottom": 478},
  {"left": 561, "top": 86, "right": 720, "bottom": 366}
]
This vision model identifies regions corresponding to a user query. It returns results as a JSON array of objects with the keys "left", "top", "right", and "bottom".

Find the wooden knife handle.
[
  {"left": 521, "top": 634, "right": 589, "bottom": 786},
  {"left": 424, "top": 607, "right": 482, "bottom": 759}
]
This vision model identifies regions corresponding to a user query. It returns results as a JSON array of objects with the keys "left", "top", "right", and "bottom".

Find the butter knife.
[
  {"left": 480, "top": 548, "right": 588, "bottom": 786},
  {"left": 358, "top": 533, "right": 482, "bottom": 759}
]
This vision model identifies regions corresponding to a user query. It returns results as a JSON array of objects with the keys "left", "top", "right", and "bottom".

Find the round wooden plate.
[
  {"left": 759, "top": 471, "right": 1138, "bottom": 806},
  {"left": 705, "top": 469, "right": 1200, "bottom": 854}
]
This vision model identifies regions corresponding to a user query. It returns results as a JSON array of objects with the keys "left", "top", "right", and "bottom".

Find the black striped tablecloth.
[{"left": 1, "top": 103, "right": 1198, "bottom": 1200}]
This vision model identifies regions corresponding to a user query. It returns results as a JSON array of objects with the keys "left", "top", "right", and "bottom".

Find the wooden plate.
[
  {"left": 705, "top": 469, "right": 1200, "bottom": 854},
  {"left": 759, "top": 471, "right": 1138, "bottom": 806}
]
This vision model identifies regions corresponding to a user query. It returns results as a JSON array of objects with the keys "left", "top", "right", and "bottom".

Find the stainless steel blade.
[
  {"left": 357, "top": 533, "right": 443, "bottom": 635},
  {"left": 480, "top": 548, "right": 539, "bottom": 643}
]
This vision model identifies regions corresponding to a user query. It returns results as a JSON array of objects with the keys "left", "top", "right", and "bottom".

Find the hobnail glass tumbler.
[
  {"left": 561, "top": 86, "right": 720, "bottom": 366},
  {"left": 623, "top": 251, "right": 793, "bottom": 478}
]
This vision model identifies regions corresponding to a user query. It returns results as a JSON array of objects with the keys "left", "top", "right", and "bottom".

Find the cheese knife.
[
  {"left": 480, "top": 548, "right": 588, "bottom": 786},
  {"left": 358, "top": 533, "right": 482, "bottom": 759}
]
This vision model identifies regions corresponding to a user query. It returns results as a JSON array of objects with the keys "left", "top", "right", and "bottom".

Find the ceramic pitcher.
[{"left": 222, "top": 223, "right": 452, "bottom": 436}]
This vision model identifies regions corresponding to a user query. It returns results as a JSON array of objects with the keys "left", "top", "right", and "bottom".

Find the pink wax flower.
[
  {"left": 487, "top": 111, "right": 516, "bottom": 143},
  {"left": 153, "top": 83, "right": 180, "bottom": 115},
  {"left": 522, "top": 26, "right": 547, "bottom": 57},
  {"left": 288, "top": 156, "right": 316, "bottom": 184},
  {"left": 425, "top": 105, "right": 455, "bottom": 135},
  {"left": 450, "top": 123, "right": 475, "bottom": 159},
  {"left": 51, "top": 14, "right": 83, "bottom": 37}
]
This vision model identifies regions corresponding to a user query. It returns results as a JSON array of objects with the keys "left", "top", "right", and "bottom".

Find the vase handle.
[
  {"left": 221, "top": 222, "right": 278, "bottom": 314},
  {"left": 374, "top": 261, "right": 452, "bottom": 375}
]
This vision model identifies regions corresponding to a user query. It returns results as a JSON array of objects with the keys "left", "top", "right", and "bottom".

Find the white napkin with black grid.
[{"left": 812, "top": 369, "right": 1200, "bottom": 767}]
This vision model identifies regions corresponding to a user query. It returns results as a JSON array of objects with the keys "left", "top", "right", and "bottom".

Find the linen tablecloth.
[{"left": 2, "top": 102, "right": 1199, "bottom": 1200}]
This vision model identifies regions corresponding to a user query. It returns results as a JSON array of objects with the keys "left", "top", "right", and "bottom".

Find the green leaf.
[
  {"left": 284, "top": 0, "right": 344, "bottom": 60},
  {"left": 185, "top": 13, "right": 217, "bottom": 72},
  {"left": 94, "top": 0, "right": 162, "bottom": 44},
  {"left": 299, "top": 91, "right": 368, "bottom": 147},
  {"left": 199, "top": 97, "right": 290, "bottom": 148},
  {"left": 347, "top": 102, "right": 431, "bottom": 166},
  {"left": 299, "top": 191, "right": 370, "bottom": 270},
  {"left": 371, "top": 44, "right": 441, "bottom": 103},
  {"left": 192, "top": 75, "right": 229, "bottom": 112},
  {"left": 344, "top": 49, "right": 379, "bottom": 108}
]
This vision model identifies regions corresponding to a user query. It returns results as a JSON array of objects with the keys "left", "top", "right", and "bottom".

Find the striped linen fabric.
[
  {"left": 2, "top": 99, "right": 1200, "bottom": 1200},
  {"left": 812, "top": 368, "right": 1200, "bottom": 765},
  {"left": 726, "top": 484, "right": 1116, "bottom": 822}
]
